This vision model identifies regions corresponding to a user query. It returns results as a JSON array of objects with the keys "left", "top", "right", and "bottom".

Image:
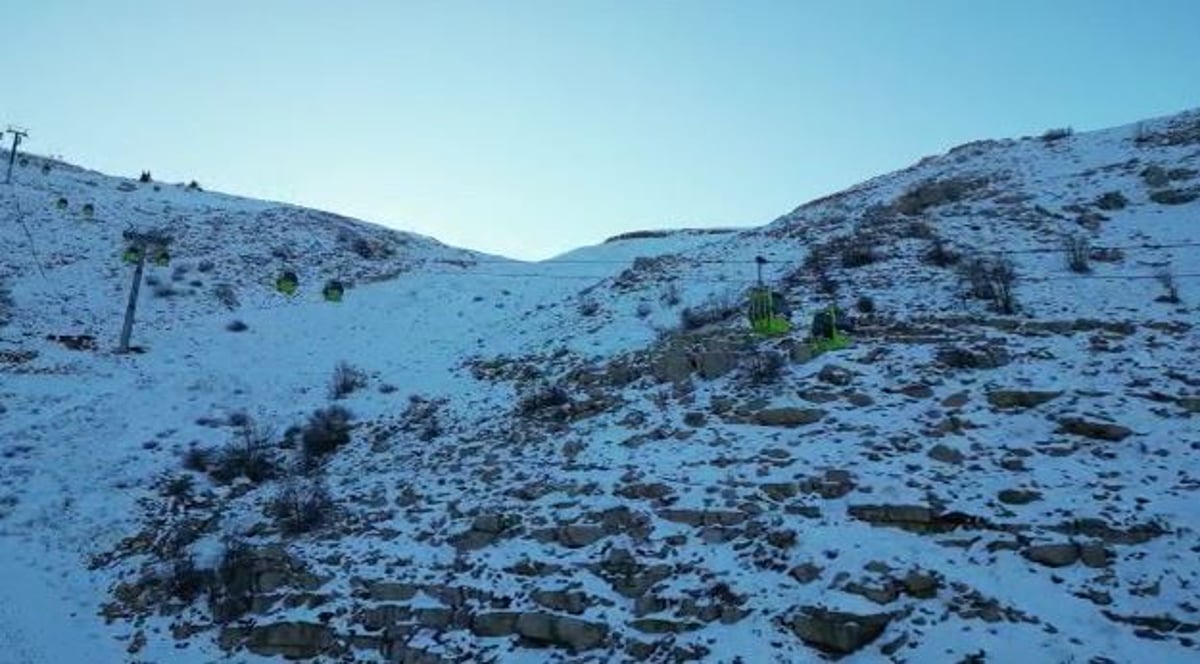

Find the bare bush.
[
  {"left": 838, "top": 234, "right": 881, "bottom": 268},
  {"left": 269, "top": 481, "right": 335, "bottom": 535},
  {"left": 208, "top": 539, "right": 254, "bottom": 623},
  {"left": 679, "top": 293, "right": 740, "bottom": 330},
  {"left": 1094, "top": 191, "right": 1128, "bottom": 210},
  {"left": 1063, "top": 235, "right": 1091, "bottom": 273},
  {"left": 162, "top": 554, "right": 210, "bottom": 603},
  {"left": 300, "top": 406, "right": 354, "bottom": 469},
  {"left": 209, "top": 419, "right": 277, "bottom": 484},
  {"left": 329, "top": 361, "right": 368, "bottom": 399},
  {"left": 1041, "top": 127, "right": 1073, "bottom": 142},
  {"left": 923, "top": 239, "right": 961, "bottom": 267},
  {"left": 518, "top": 383, "right": 570, "bottom": 415},
  {"left": 895, "top": 177, "right": 988, "bottom": 216},
  {"left": 959, "top": 255, "right": 1019, "bottom": 314},
  {"left": 660, "top": 283, "right": 681, "bottom": 307},
  {"left": 801, "top": 246, "right": 838, "bottom": 295},
  {"left": 578, "top": 298, "right": 601, "bottom": 317},
  {"left": 1156, "top": 269, "right": 1181, "bottom": 303},
  {"left": 182, "top": 445, "right": 214, "bottom": 473},
  {"left": 212, "top": 283, "right": 239, "bottom": 310},
  {"left": 0, "top": 280, "right": 12, "bottom": 327},
  {"left": 746, "top": 350, "right": 786, "bottom": 385},
  {"left": 1149, "top": 188, "right": 1199, "bottom": 205}
]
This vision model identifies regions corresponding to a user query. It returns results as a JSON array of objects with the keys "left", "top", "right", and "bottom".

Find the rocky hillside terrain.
[{"left": 1, "top": 109, "right": 1199, "bottom": 663}]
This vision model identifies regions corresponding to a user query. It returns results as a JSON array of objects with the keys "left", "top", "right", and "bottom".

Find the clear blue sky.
[{"left": 4, "top": 1, "right": 1198, "bottom": 259}]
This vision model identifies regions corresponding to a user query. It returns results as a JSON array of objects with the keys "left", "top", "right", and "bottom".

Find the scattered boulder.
[
  {"left": 753, "top": 407, "right": 826, "bottom": 427},
  {"left": 790, "top": 563, "right": 824, "bottom": 585},
  {"left": 927, "top": 444, "right": 965, "bottom": 465},
  {"left": 471, "top": 611, "right": 520, "bottom": 637},
  {"left": 788, "top": 607, "right": 893, "bottom": 655},
  {"left": 532, "top": 589, "right": 590, "bottom": 615},
  {"left": 818, "top": 364, "right": 853, "bottom": 386},
  {"left": 987, "top": 390, "right": 1062, "bottom": 409},
  {"left": 900, "top": 571, "right": 939, "bottom": 599},
  {"left": 997, "top": 488, "right": 1042, "bottom": 505},
  {"left": 1022, "top": 543, "right": 1080, "bottom": 568},
  {"left": 1058, "top": 418, "right": 1132, "bottom": 441},
  {"left": 558, "top": 524, "right": 607, "bottom": 549},
  {"left": 239, "top": 622, "right": 334, "bottom": 659},
  {"left": 515, "top": 612, "right": 608, "bottom": 651},
  {"left": 1079, "top": 543, "right": 1113, "bottom": 568}
]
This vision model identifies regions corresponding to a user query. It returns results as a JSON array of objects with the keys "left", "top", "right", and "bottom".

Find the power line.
[
  {"left": 422, "top": 240, "right": 1200, "bottom": 267},
  {"left": 408, "top": 267, "right": 1200, "bottom": 284}
]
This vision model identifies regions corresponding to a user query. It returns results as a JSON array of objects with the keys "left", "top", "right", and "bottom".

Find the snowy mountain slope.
[{"left": 1, "top": 108, "right": 1199, "bottom": 663}]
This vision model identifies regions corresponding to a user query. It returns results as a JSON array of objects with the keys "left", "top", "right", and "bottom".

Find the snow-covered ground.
[{"left": 1, "top": 109, "right": 1199, "bottom": 663}]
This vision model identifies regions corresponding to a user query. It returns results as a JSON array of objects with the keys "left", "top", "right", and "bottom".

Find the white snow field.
[{"left": 1, "top": 110, "right": 1199, "bottom": 663}]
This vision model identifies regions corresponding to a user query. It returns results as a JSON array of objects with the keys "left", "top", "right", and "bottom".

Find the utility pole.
[
  {"left": 118, "top": 229, "right": 173, "bottom": 353},
  {"left": 6, "top": 127, "right": 28, "bottom": 185}
]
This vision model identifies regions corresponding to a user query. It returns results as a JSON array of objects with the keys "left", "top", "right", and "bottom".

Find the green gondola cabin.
[
  {"left": 322, "top": 280, "right": 345, "bottom": 302},
  {"left": 747, "top": 287, "right": 790, "bottom": 336},
  {"left": 276, "top": 270, "right": 299, "bottom": 296}
]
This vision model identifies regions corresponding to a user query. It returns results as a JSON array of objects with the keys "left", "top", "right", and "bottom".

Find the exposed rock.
[
  {"left": 1179, "top": 397, "right": 1200, "bottom": 413},
  {"left": 927, "top": 444, "right": 965, "bottom": 465},
  {"left": 239, "top": 621, "right": 334, "bottom": 659},
  {"left": 1079, "top": 543, "right": 1113, "bottom": 568},
  {"left": 901, "top": 571, "right": 939, "bottom": 599},
  {"left": 368, "top": 582, "right": 418, "bottom": 602},
  {"left": 659, "top": 509, "right": 747, "bottom": 527},
  {"left": 558, "top": 524, "right": 606, "bottom": 549},
  {"left": 697, "top": 350, "right": 738, "bottom": 380},
  {"left": 1023, "top": 543, "right": 1080, "bottom": 568},
  {"left": 760, "top": 482, "right": 798, "bottom": 501},
  {"left": 682, "top": 411, "right": 706, "bottom": 427},
  {"left": 848, "top": 504, "right": 934, "bottom": 525},
  {"left": 1058, "top": 418, "right": 1132, "bottom": 441},
  {"left": 752, "top": 407, "right": 826, "bottom": 427},
  {"left": 470, "top": 611, "right": 520, "bottom": 637},
  {"left": 897, "top": 383, "right": 934, "bottom": 399},
  {"left": 798, "top": 470, "right": 856, "bottom": 499},
  {"left": 532, "top": 589, "right": 590, "bottom": 615},
  {"left": 997, "top": 488, "right": 1041, "bottom": 505},
  {"left": 629, "top": 618, "right": 703, "bottom": 634},
  {"left": 941, "top": 391, "right": 970, "bottom": 408},
  {"left": 652, "top": 348, "right": 693, "bottom": 383},
  {"left": 987, "top": 390, "right": 1062, "bottom": 409},
  {"left": 845, "top": 581, "right": 900, "bottom": 605},
  {"left": 616, "top": 482, "right": 674, "bottom": 501},
  {"left": 360, "top": 604, "right": 416, "bottom": 631},
  {"left": 790, "top": 563, "right": 823, "bottom": 584},
  {"left": 936, "top": 345, "right": 1010, "bottom": 370},
  {"left": 818, "top": 364, "right": 853, "bottom": 386},
  {"left": 845, "top": 392, "right": 875, "bottom": 408},
  {"left": 515, "top": 612, "right": 608, "bottom": 651},
  {"left": 798, "top": 389, "right": 839, "bottom": 404},
  {"left": 788, "top": 607, "right": 893, "bottom": 655}
]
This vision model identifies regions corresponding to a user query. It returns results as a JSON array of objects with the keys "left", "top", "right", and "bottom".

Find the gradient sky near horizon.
[{"left": 4, "top": 1, "right": 1199, "bottom": 260}]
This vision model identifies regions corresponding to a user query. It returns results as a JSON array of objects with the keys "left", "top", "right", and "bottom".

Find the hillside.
[{"left": 1, "top": 109, "right": 1199, "bottom": 663}]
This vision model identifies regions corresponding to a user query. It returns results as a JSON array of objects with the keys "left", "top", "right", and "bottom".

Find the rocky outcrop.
[
  {"left": 987, "top": 390, "right": 1063, "bottom": 409},
  {"left": 788, "top": 607, "right": 893, "bottom": 655},
  {"left": 1058, "top": 418, "right": 1132, "bottom": 441},
  {"left": 515, "top": 612, "right": 608, "bottom": 651},
  {"left": 223, "top": 621, "right": 335, "bottom": 660},
  {"left": 752, "top": 407, "right": 826, "bottom": 427}
]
